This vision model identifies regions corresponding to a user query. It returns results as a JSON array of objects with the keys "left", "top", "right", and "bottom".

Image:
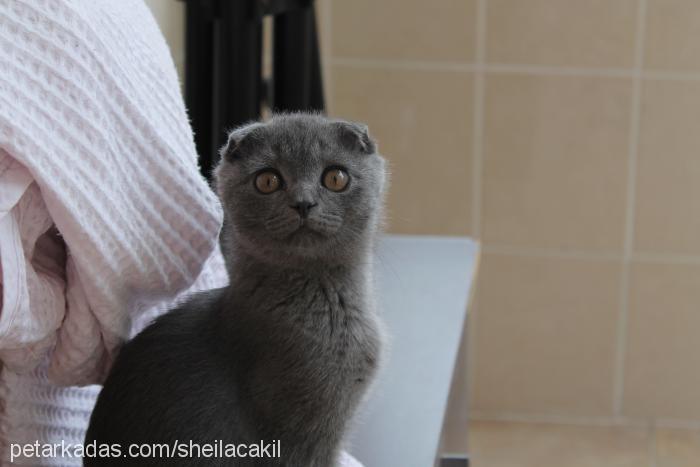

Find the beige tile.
[
  {"left": 635, "top": 80, "right": 700, "bottom": 255},
  {"left": 332, "top": 0, "right": 476, "bottom": 63},
  {"left": 443, "top": 317, "right": 470, "bottom": 453},
  {"left": 656, "top": 428, "right": 700, "bottom": 467},
  {"left": 481, "top": 74, "right": 631, "bottom": 251},
  {"left": 486, "top": 0, "right": 638, "bottom": 68},
  {"left": 331, "top": 66, "right": 473, "bottom": 235},
  {"left": 446, "top": 336, "right": 469, "bottom": 427},
  {"left": 468, "top": 420, "right": 651, "bottom": 467},
  {"left": 624, "top": 262, "right": 700, "bottom": 419},
  {"left": 443, "top": 421, "right": 468, "bottom": 453},
  {"left": 646, "top": 0, "right": 700, "bottom": 71},
  {"left": 144, "top": 0, "right": 185, "bottom": 66},
  {"left": 472, "top": 253, "right": 621, "bottom": 416}
]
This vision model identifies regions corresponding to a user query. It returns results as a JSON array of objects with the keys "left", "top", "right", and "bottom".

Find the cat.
[{"left": 84, "top": 113, "right": 388, "bottom": 466}]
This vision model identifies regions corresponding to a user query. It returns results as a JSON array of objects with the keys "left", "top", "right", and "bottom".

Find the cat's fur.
[{"left": 84, "top": 114, "right": 387, "bottom": 466}]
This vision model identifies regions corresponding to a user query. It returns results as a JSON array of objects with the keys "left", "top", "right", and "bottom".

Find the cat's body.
[{"left": 85, "top": 114, "right": 387, "bottom": 466}]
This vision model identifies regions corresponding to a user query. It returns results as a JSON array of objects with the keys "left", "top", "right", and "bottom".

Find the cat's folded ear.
[
  {"left": 219, "top": 122, "right": 265, "bottom": 161},
  {"left": 333, "top": 121, "right": 377, "bottom": 155}
]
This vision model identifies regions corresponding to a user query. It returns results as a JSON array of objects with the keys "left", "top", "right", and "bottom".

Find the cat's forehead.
[
  {"left": 247, "top": 121, "right": 350, "bottom": 168},
  {"left": 266, "top": 120, "right": 339, "bottom": 152}
]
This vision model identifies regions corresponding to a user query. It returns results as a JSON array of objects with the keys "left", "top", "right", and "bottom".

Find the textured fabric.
[
  {"left": 0, "top": 249, "right": 229, "bottom": 466},
  {"left": 0, "top": 0, "right": 223, "bottom": 385}
]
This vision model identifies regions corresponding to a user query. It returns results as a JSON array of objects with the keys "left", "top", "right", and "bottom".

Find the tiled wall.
[
  {"left": 319, "top": 0, "right": 700, "bottom": 427},
  {"left": 144, "top": 0, "right": 185, "bottom": 79},
  {"left": 147, "top": 0, "right": 700, "bottom": 429}
]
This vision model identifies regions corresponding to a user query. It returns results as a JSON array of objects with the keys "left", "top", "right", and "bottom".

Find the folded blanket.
[{"left": 0, "top": 0, "right": 222, "bottom": 385}]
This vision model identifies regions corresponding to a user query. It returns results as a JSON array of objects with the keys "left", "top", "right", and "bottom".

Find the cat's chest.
[
  {"left": 268, "top": 289, "right": 372, "bottom": 355},
  {"left": 252, "top": 311, "right": 378, "bottom": 412},
  {"left": 237, "top": 272, "right": 380, "bottom": 374},
  {"left": 251, "top": 274, "right": 361, "bottom": 326},
  {"left": 253, "top": 282, "right": 375, "bottom": 356},
  {"left": 237, "top": 275, "right": 381, "bottom": 427}
]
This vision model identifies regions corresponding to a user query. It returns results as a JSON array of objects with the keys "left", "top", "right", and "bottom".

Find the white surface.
[{"left": 348, "top": 235, "right": 479, "bottom": 467}]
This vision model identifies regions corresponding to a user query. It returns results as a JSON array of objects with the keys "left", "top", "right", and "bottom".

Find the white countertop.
[{"left": 348, "top": 235, "right": 480, "bottom": 467}]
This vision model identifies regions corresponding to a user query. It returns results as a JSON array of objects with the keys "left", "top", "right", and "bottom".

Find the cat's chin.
[
  {"left": 286, "top": 224, "right": 324, "bottom": 239},
  {"left": 283, "top": 226, "right": 331, "bottom": 251}
]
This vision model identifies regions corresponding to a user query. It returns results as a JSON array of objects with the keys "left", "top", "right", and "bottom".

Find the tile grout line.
[
  {"left": 472, "top": 0, "right": 486, "bottom": 237},
  {"left": 331, "top": 58, "right": 631, "bottom": 77},
  {"left": 482, "top": 245, "right": 623, "bottom": 261},
  {"left": 480, "top": 244, "right": 700, "bottom": 265},
  {"left": 331, "top": 58, "right": 700, "bottom": 82},
  {"left": 471, "top": 410, "right": 700, "bottom": 431},
  {"left": 614, "top": 0, "right": 647, "bottom": 417},
  {"left": 644, "top": 69, "right": 700, "bottom": 81},
  {"left": 626, "top": 251, "right": 700, "bottom": 265},
  {"left": 466, "top": 0, "right": 486, "bottom": 422},
  {"left": 469, "top": 411, "right": 653, "bottom": 428},
  {"left": 485, "top": 62, "right": 632, "bottom": 77},
  {"left": 331, "top": 57, "right": 478, "bottom": 72}
]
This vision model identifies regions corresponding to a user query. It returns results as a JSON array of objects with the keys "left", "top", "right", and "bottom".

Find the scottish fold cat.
[{"left": 84, "top": 114, "right": 387, "bottom": 466}]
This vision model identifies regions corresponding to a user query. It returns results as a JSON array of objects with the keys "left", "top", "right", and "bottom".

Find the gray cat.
[{"left": 84, "top": 113, "right": 387, "bottom": 467}]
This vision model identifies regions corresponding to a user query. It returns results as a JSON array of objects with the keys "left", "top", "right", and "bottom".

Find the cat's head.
[{"left": 215, "top": 113, "right": 387, "bottom": 266}]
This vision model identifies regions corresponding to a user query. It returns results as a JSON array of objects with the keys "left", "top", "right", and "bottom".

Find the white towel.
[
  {"left": 0, "top": 0, "right": 223, "bottom": 385},
  {"left": 0, "top": 248, "right": 230, "bottom": 466}
]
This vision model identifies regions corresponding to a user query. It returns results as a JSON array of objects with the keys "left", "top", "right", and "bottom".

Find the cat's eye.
[
  {"left": 255, "top": 170, "right": 282, "bottom": 194},
  {"left": 322, "top": 168, "right": 349, "bottom": 192}
]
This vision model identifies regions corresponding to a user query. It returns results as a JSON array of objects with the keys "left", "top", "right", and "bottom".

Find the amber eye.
[
  {"left": 254, "top": 171, "right": 282, "bottom": 194},
  {"left": 322, "top": 168, "right": 349, "bottom": 192}
]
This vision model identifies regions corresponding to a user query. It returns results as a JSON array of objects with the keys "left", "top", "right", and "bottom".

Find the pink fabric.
[{"left": 0, "top": 155, "right": 67, "bottom": 375}]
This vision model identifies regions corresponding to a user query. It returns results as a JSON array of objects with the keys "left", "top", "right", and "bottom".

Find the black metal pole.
[
  {"left": 211, "top": 0, "right": 263, "bottom": 174},
  {"left": 309, "top": 8, "right": 325, "bottom": 111},
  {"left": 273, "top": 3, "right": 324, "bottom": 112},
  {"left": 184, "top": 0, "right": 215, "bottom": 174},
  {"left": 184, "top": 0, "right": 325, "bottom": 177}
]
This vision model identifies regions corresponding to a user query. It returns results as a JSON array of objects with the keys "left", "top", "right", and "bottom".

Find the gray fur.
[{"left": 84, "top": 113, "right": 387, "bottom": 466}]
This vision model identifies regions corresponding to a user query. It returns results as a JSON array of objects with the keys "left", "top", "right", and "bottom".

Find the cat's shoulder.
[{"left": 114, "top": 287, "right": 228, "bottom": 362}]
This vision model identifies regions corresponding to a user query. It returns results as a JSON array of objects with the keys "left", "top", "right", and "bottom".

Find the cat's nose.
[{"left": 290, "top": 201, "right": 318, "bottom": 218}]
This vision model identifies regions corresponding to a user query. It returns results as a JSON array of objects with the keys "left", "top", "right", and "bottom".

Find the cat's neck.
[
  {"left": 223, "top": 239, "right": 375, "bottom": 302},
  {"left": 233, "top": 246, "right": 368, "bottom": 281}
]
